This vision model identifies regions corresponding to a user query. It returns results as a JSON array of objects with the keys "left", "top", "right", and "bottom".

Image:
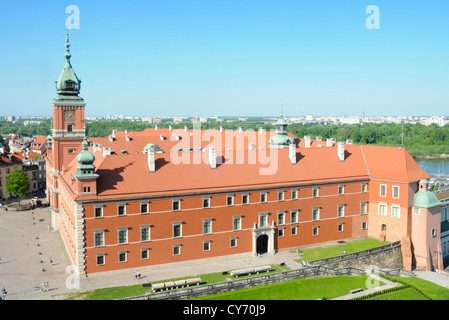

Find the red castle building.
[{"left": 46, "top": 31, "right": 443, "bottom": 276}]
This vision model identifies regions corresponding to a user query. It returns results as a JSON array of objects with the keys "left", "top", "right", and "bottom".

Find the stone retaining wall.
[{"left": 307, "top": 241, "right": 403, "bottom": 270}]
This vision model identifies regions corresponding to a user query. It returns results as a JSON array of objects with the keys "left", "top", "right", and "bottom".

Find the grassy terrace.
[
  {"left": 293, "top": 238, "right": 389, "bottom": 263},
  {"left": 193, "top": 275, "right": 379, "bottom": 300},
  {"left": 61, "top": 238, "right": 449, "bottom": 300},
  {"left": 63, "top": 264, "right": 291, "bottom": 300}
]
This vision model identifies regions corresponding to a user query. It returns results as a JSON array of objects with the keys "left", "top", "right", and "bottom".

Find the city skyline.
[{"left": 0, "top": 1, "right": 448, "bottom": 117}]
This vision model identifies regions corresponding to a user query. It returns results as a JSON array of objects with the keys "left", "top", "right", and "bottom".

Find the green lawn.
[
  {"left": 193, "top": 275, "right": 379, "bottom": 300},
  {"left": 295, "top": 238, "right": 389, "bottom": 263},
  {"left": 62, "top": 264, "right": 289, "bottom": 300},
  {"left": 388, "top": 276, "right": 449, "bottom": 300},
  {"left": 367, "top": 287, "right": 428, "bottom": 300}
]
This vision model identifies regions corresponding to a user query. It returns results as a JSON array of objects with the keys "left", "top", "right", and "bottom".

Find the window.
[
  {"left": 360, "top": 202, "right": 367, "bottom": 215},
  {"left": 312, "top": 187, "right": 319, "bottom": 198},
  {"left": 203, "top": 219, "right": 212, "bottom": 234},
  {"left": 94, "top": 230, "right": 105, "bottom": 247},
  {"left": 203, "top": 241, "right": 211, "bottom": 251},
  {"left": 118, "top": 228, "right": 128, "bottom": 244},
  {"left": 338, "top": 223, "right": 344, "bottom": 232},
  {"left": 94, "top": 206, "right": 103, "bottom": 218},
  {"left": 83, "top": 186, "right": 91, "bottom": 193},
  {"left": 67, "top": 124, "right": 73, "bottom": 132},
  {"left": 172, "top": 200, "right": 180, "bottom": 211},
  {"left": 337, "top": 205, "right": 345, "bottom": 218},
  {"left": 242, "top": 194, "right": 249, "bottom": 205},
  {"left": 260, "top": 192, "right": 267, "bottom": 203},
  {"left": 361, "top": 183, "right": 367, "bottom": 193},
  {"left": 140, "top": 203, "right": 148, "bottom": 213},
  {"left": 338, "top": 185, "right": 345, "bottom": 195},
  {"left": 173, "top": 223, "right": 182, "bottom": 238},
  {"left": 312, "top": 207, "right": 320, "bottom": 221},
  {"left": 291, "top": 226, "right": 298, "bottom": 236},
  {"left": 291, "top": 189, "right": 298, "bottom": 200},
  {"left": 118, "top": 251, "right": 127, "bottom": 263},
  {"left": 278, "top": 211, "right": 285, "bottom": 225},
  {"left": 380, "top": 184, "right": 387, "bottom": 197},
  {"left": 233, "top": 216, "right": 242, "bottom": 231},
  {"left": 362, "top": 221, "right": 368, "bottom": 230},
  {"left": 117, "top": 204, "right": 126, "bottom": 216},
  {"left": 413, "top": 207, "right": 420, "bottom": 215},
  {"left": 313, "top": 226, "right": 319, "bottom": 236},
  {"left": 96, "top": 254, "right": 105, "bottom": 266},
  {"left": 203, "top": 197, "right": 210, "bottom": 208},
  {"left": 173, "top": 244, "right": 181, "bottom": 255},
  {"left": 291, "top": 210, "right": 298, "bottom": 223},
  {"left": 391, "top": 205, "right": 400, "bottom": 219},
  {"left": 227, "top": 195, "right": 234, "bottom": 206},
  {"left": 141, "top": 248, "right": 149, "bottom": 260},
  {"left": 68, "top": 148, "right": 75, "bottom": 154},
  {"left": 393, "top": 186, "right": 400, "bottom": 199},
  {"left": 259, "top": 213, "right": 268, "bottom": 227},
  {"left": 230, "top": 237, "right": 237, "bottom": 248},
  {"left": 378, "top": 203, "right": 387, "bottom": 216},
  {"left": 278, "top": 228, "right": 285, "bottom": 237},
  {"left": 140, "top": 226, "right": 151, "bottom": 242},
  {"left": 381, "top": 224, "right": 387, "bottom": 231},
  {"left": 278, "top": 190, "right": 284, "bottom": 201}
]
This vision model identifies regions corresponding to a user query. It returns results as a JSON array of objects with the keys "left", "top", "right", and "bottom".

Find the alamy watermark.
[{"left": 66, "top": 5, "right": 80, "bottom": 29}]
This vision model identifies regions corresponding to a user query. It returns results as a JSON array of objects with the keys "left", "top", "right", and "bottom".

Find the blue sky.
[{"left": 0, "top": 1, "right": 448, "bottom": 117}]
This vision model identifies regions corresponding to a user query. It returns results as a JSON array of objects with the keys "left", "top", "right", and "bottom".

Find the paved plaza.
[{"left": 2, "top": 200, "right": 449, "bottom": 300}]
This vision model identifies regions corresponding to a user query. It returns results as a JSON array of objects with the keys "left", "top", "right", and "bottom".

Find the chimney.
[
  {"left": 169, "top": 125, "right": 173, "bottom": 131},
  {"left": 126, "top": 135, "right": 131, "bottom": 142},
  {"left": 109, "top": 135, "right": 114, "bottom": 142},
  {"left": 148, "top": 147, "right": 155, "bottom": 172},
  {"left": 337, "top": 141, "right": 345, "bottom": 161},
  {"left": 259, "top": 127, "right": 264, "bottom": 135},
  {"left": 220, "top": 126, "right": 224, "bottom": 133},
  {"left": 289, "top": 143, "right": 296, "bottom": 164},
  {"left": 155, "top": 125, "right": 159, "bottom": 131},
  {"left": 238, "top": 126, "right": 243, "bottom": 133},
  {"left": 304, "top": 136, "right": 311, "bottom": 148},
  {"left": 103, "top": 147, "right": 111, "bottom": 158},
  {"left": 124, "top": 130, "right": 128, "bottom": 135},
  {"left": 160, "top": 135, "right": 165, "bottom": 141},
  {"left": 184, "top": 125, "right": 188, "bottom": 131},
  {"left": 209, "top": 146, "right": 216, "bottom": 169},
  {"left": 326, "top": 138, "right": 332, "bottom": 147}
]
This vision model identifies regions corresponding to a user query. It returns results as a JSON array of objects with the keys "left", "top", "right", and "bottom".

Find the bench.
[
  {"left": 349, "top": 288, "right": 363, "bottom": 294},
  {"left": 151, "top": 277, "right": 201, "bottom": 292},
  {"left": 230, "top": 265, "right": 271, "bottom": 277}
]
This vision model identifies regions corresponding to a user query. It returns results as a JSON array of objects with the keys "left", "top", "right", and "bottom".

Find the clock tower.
[{"left": 51, "top": 28, "right": 86, "bottom": 172}]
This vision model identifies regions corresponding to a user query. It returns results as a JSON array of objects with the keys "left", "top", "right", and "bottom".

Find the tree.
[{"left": 5, "top": 168, "right": 30, "bottom": 205}]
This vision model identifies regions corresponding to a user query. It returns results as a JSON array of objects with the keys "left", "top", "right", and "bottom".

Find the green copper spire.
[
  {"left": 74, "top": 132, "right": 98, "bottom": 179},
  {"left": 269, "top": 103, "right": 294, "bottom": 148},
  {"left": 54, "top": 27, "right": 84, "bottom": 103}
]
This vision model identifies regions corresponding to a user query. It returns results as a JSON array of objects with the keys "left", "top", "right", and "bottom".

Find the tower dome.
[
  {"left": 74, "top": 133, "right": 97, "bottom": 177},
  {"left": 54, "top": 28, "right": 84, "bottom": 103},
  {"left": 269, "top": 104, "right": 294, "bottom": 148}
]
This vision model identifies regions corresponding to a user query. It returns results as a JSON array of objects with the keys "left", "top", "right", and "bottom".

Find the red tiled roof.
[{"left": 59, "top": 129, "right": 431, "bottom": 201}]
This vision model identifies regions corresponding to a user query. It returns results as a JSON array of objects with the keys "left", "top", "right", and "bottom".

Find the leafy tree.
[{"left": 5, "top": 168, "right": 30, "bottom": 205}]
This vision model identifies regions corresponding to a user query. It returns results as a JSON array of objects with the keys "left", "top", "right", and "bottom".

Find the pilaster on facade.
[{"left": 74, "top": 202, "right": 86, "bottom": 277}]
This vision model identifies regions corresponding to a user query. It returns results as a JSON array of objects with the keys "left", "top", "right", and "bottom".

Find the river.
[{"left": 416, "top": 159, "right": 449, "bottom": 175}]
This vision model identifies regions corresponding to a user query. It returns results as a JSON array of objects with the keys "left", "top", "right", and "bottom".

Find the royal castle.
[{"left": 46, "top": 31, "right": 444, "bottom": 276}]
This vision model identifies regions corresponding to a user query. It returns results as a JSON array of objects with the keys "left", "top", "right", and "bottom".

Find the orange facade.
[{"left": 79, "top": 181, "right": 369, "bottom": 274}]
